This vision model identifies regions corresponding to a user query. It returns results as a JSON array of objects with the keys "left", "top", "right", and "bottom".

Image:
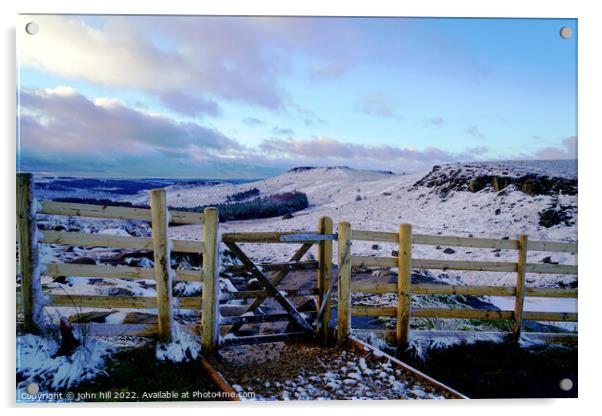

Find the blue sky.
[{"left": 17, "top": 15, "right": 577, "bottom": 178}]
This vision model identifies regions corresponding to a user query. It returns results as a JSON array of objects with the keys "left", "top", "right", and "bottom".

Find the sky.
[{"left": 17, "top": 15, "right": 577, "bottom": 178}]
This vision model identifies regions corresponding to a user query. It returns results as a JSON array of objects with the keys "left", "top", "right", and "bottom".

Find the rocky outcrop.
[{"left": 413, "top": 163, "right": 577, "bottom": 197}]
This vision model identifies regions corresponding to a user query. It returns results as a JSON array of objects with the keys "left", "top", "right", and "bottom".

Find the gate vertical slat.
[
  {"left": 337, "top": 222, "right": 352, "bottom": 345},
  {"left": 201, "top": 207, "right": 220, "bottom": 353},
  {"left": 318, "top": 216, "right": 333, "bottom": 344}
]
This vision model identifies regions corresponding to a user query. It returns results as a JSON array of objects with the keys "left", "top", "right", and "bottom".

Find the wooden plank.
[
  {"left": 222, "top": 243, "right": 313, "bottom": 335},
  {"left": 17, "top": 173, "right": 42, "bottom": 332},
  {"left": 413, "top": 234, "right": 519, "bottom": 250},
  {"left": 201, "top": 207, "right": 220, "bottom": 353},
  {"left": 224, "top": 260, "right": 318, "bottom": 273},
  {"left": 40, "top": 230, "right": 205, "bottom": 253},
  {"left": 528, "top": 240, "right": 578, "bottom": 253},
  {"left": 224, "top": 242, "right": 315, "bottom": 335},
  {"left": 397, "top": 223, "right": 412, "bottom": 349},
  {"left": 512, "top": 235, "right": 528, "bottom": 341},
  {"left": 351, "top": 306, "right": 396, "bottom": 317},
  {"left": 150, "top": 189, "right": 172, "bottom": 342},
  {"left": 351, "top": 306, "right": 515, "bottom": 320},
  {"left": 40, "top": 200, "right": 204, "bottom": 224},
  {"left": 351, "top": 282, "right": 398, "bottom": 294},
  {"left": 412, "top": 308, "right": 514, "bottom": 320},
  {"left": 220, "top": 312, "right": 315, "bottom": 326},
  {"left": 351, "top": 282, "right": 577, "bottom": 298},
  {"left": 220, "top": 288, "right": 318, "bottom": 300},
  {"left": 351, "top": 229, "right": 398, "bottom": 243},
  {"left": 198, "top": 357, "right": 240, "bottom": 401},
  {"left": 220, "top": 332, "right": 309, "bottom": 347},
  {"left": 318, "top": 216, "right": 333, "bottom": 344},
  {"left": 526, "top": 287, "right": 578, "bottom": 298},
  {"left": 49, "top": 294, "right": 157, "bottom": 308},
  {"left": 43, "top": 262, "right": 202, "bottom": 282},
  {"left": 348, "top": 336, "right": 469, "bottom": 399},
  {"left": 337, "top": 221, "right": 352, "bottom": 345},
  {"left": 523, "top": 311, "right": 578, "bottom": 322},
  {"left": 412, "top": 284, "right": 516, "bottom": 297},
  {"left": 351, "top": 256, "right": 397, "bottom": 268},
  {"left": 280, "top": 233, "right": 336, "bottom": 242},
  {"left": 47, "top": 294, "right": 202, "bottom": 310},
  {"left": 412, "top": 258, "right": 517, "bottom": 272},
  {"left": 221, "top": 231, "right": 316, "bottom": 243},
  {"left": 525, "top": 263, "right": 578, "bottom": 275}
]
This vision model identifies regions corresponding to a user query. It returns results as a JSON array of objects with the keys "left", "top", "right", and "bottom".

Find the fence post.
[
  {"left": 337, "top": 221, "right": 352, "bottom": 345},
  {"left": 16, "top": 173, "right": 42, "bottom": 333},
  {"left": 201, "top": 207, "right": 220, "bottom": 353},
  {"left": 512, "top": 234, "right": 528, "bottom": 342},
  {"left": 150, "top": 189, "right": 172, "bottom": 342},
  {"left": 397, "top": 223, "right": 412, "bottom": 350},
  {"left": 317, "top": 216, "right": 333, "bottom": 345}
]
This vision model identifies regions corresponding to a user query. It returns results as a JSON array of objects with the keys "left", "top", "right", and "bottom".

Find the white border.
[{"left": 2, "top": 1, "right": 600, "bottom": 414}]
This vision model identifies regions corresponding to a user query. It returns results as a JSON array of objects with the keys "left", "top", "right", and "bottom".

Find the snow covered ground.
[{"left": 33, "top": 161, "right": 578, "bottom": 325}]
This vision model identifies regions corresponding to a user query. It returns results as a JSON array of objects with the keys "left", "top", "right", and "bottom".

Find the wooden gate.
[{"left": 216, "top": 218, "right": 335, "bottom": 348}]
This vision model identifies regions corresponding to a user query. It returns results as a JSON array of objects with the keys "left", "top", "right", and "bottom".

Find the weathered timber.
[{"left": 201, "top": 207, "right": 220, "bottom": 353}]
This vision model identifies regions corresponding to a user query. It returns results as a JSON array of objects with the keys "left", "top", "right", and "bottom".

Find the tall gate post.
[
  {"left": 16, "top": 173, "right": 42, "bottom": 333},
  {"left": 317, "top": 216, "right": 333, "bottom": 344},
  {"left": 201, "top": 207, "right": 220, "bottom": 353},
  {"left": 397, "top": 223, "right": 412, "bottom": 350},
  {"left": 337, "top": 221, "right": 352, "bottom": 345},
  {"left": 150, "top": 189, "right": 173, "bottom": 342},
  {"left": 512, "top": 234, "right": 528, "bottom": 342}
]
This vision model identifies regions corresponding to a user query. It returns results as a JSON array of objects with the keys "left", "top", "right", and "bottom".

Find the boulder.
[
  {"left": 69, "top": 311, "right": 116, "bottom": 323},
  {"left": 66, "top": 256, "right": 97, "bottom": 265},
  {"left": 123, "top": 312, "right": 157, "bottom": 324}
]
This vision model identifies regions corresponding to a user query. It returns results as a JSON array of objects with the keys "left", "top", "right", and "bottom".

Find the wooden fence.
[
  {"left": 16, "top": 173, "right": 220, "bottom": 351},
  {"left": 336, "top": 222, "right": 578, "bottom": 349},
  {"left": 17, "top": 171, "right": 578, "bottom": 354}
]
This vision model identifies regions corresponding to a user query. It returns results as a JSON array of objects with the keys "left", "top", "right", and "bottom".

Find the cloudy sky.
[{"left": 17, "top": 15, "right": 577, "bottom": 178}]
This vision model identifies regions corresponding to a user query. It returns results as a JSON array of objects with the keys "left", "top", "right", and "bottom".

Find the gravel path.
[{"left": 215, "top": 341, "right": 453, "bottom": 400}]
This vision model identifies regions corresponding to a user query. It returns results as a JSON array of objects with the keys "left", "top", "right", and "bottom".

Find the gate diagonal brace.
[
  {"left": 222, "top": 243, "right": 313, "bottom": 335},
  {"left": 224, "top": 242, "right": 316, "bottom": 336}
]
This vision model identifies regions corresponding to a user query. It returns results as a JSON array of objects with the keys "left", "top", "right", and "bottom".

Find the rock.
[
  {"left": 69, "top": 311, "right": 116, "bottom": 323},
  {"left": 282, "top": 212, "right": 294, "bottom": 220},
  {"left": 443, "top": 248, "right": 456, "bottom": 254},
  {"left": 66, "top": 256, "right": 96, "bottom": 265},
  {"left": 106, "top": 287, "right": 136, "bottom": 296},
  {"left": 494, "top": 208, "right": 501, "bottom": 215},
  {"left": 539, "top": 205, "right": 574, "bottom": 228},
  {"left": 246, "top": 278, "right": 262, "bottom": 290},
  {"left": 542, "top": 256, "right": 559, "bottom": 264},
  {"left": 123, "top": 312, "right": 157, "bottom": 324},
  {"left": 52, "top": 276, "right": 68, "bottom": 284},
  {"left": 298, "top": 297, "right": 318, "bottom": 312},
  {"left": 391, "top": 250, "right": 399, "bottom": 257},
  {"left": 53, "top": 225, "right": 67, "bottom": 232},
  {"left": 371, "top": 244, "right": 380, "bottom": 250},
  {"left": 52, "top": 318, "right": 81, "bottom": 357}
]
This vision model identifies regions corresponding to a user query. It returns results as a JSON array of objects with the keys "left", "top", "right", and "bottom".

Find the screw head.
[
  {"left": 26, "top": 383, "right": 39, "bottom": 395},
  {"left": 559, "top": 378, "right": 573, "bottom": 391},
  {"left": 560, "top": 27, "right": 572, "bottom": 39},
  {"left": 25, "top": 22, "right": 39, "bottom": 35}
]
